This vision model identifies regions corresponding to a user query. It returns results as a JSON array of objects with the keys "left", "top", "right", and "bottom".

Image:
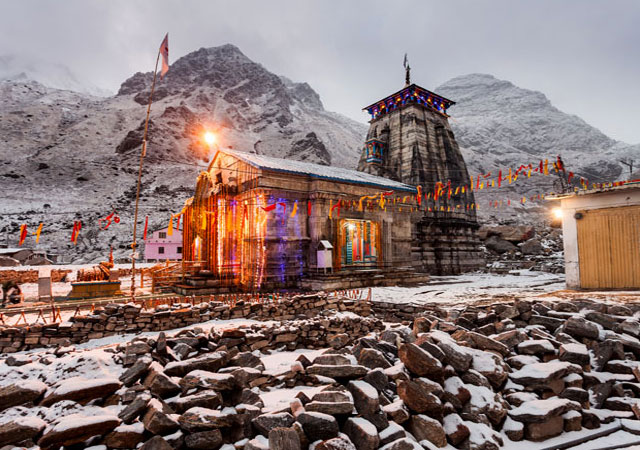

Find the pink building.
[{"left": 144, "top": 226, "right": 183, "bottom": 262}]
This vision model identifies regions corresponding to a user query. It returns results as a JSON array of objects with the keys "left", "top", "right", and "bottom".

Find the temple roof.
[
  {"left": 363, "top": 83, "right": 456, "bottom": 120},
  {"left": 215, "top": 149, "right": 417, "bottom": 193}
]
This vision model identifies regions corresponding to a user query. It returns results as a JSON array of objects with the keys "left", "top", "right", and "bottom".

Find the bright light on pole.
[
  {"left": 552, "top": 208, "right": 563, "bottom": 220},
  {"left": 204, "top": 131, "right": 216, "bottom": 146}
]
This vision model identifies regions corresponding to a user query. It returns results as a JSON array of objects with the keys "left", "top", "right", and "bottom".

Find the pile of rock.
[
  {"left": 0, "top": 293, "right": 372, "bottom": 353},
  {"left": 479, "top": 225, "right": 564, "bottom": 273},
  {"left": 3, "top": 298, "right": 640, "bottom": 449}
]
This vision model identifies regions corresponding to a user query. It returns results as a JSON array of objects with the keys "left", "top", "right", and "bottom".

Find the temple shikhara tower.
[{"left": 357, "top": 58, "right": 483, "bottom": 274}]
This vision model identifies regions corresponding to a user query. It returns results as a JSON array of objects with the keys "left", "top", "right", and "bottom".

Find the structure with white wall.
[{"left": 551, "top": 183, "right": 640, "bottom": 289}]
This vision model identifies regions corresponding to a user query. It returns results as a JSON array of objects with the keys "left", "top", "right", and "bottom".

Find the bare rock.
[
  {"left": 443, "top": 413, "right": 470, "bottom": 446},
  {"left": 307, "top": 364, "right": 368, "bottom": 379},
  {"left": 184, "top": 429, "right": 223, "bottom": 449},
  {"left": 408, "top": 414, "right": 446, "bottom": 447},
  {"left": 316, "top": 436, "right": 357, "bottom": 450},
  {"left": 104, "top": 423, "right": 145, "bottom": 449},
  {"left": 398, "top": 343, "right": 443, "bottom": 381},
  {"left": 563, "top": 317, "right": 599, "bottom": 340},
  {"left": 0, "top": 417, "right": 46, "bottom": 447},
  {"left": 142, "top": 399, "right": 180, "bottom": 434},
  {"left": 164, "top": 351, "right": 229, "bottom": 377},
  {"left": 382, "top": 400, "right": 410, "bottom": 424},
  {"left": 38, "top": 414, "right": 120, "bottom": 448},
  {"left": 0, "top": 381, "right": 47, "bottom": 412},
  {"left": 269, "top": 427, "right": 301, "bottom": 450},
  {"left": 180, "top": 370, "right": 236, "bottom": 391},
  {"left": 252, "top": 412, "right": 295, "bottom": 436},
  {"left": 297, "top": 412, "right": 339, "bottom": 441},
  {"left": 143, "top": 362, "right": 181, "bottom": 398},
  {"left": 139, "top": 435, "right": 173, "bottom": 450},
  {"left": 118, "top": 392, "right": 151, "bottom": 423},
  {"left": 119, "top": 356, "right": 152, "bottom": 386},
  {"left": 40, "top": 376, "right": 121, "bottom": 407},
  {"left": 343, "top": 417, "right": 379, "bottom": 450},
  {"left": 397, "top": 380, "right": 443, "bottom": 419},
  {"left": 348, "top": 380, "right": 380, "bottom": 416},
  {"left": 358, "top": 347, "right": 392, "bottom": 369}
]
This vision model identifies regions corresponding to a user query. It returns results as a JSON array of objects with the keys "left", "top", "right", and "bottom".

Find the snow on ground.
[
  {"left": 261, "top": 348, "right": 325, "bottom": 376},
  {"left": 370, "top": 271, "right": 565, "bottom": 305}
]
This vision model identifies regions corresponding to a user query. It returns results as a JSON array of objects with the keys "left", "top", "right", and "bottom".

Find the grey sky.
[{"left": 1, "top": 0, "right": 639, "bottom": 143}]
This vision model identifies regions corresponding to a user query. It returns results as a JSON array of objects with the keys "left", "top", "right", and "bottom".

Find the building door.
[
  {"left": 339, "top": 219, "right": 380, "bottom": 268},
  {"left": 576, "top": 205, "right": 640, "bottom": 289}
]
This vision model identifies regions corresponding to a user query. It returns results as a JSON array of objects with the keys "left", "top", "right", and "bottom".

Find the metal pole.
[{"left": 131, "top": 50, "right": 161, "bottom": 300}]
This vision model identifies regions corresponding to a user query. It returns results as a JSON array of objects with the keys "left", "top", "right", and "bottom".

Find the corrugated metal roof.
[{"left": 219, "top": 149, "right": 417, "bottom": 193}]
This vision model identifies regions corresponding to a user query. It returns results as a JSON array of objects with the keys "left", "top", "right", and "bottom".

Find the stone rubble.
[{"left": 2, "top": 297, "right": 640, "bottom": 448}]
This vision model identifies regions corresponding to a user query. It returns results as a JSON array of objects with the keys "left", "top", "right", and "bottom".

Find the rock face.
[{"left": 0, "top": 44, "right": 366, "bottom": 263}]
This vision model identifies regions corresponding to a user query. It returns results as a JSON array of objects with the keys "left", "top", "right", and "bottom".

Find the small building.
[
  {"left": 180, "top": 148, "right": 428, "bottom": 292},
  {"left": 551, "top": 183, "right": 640, "bottom": 289},
  {"left": 144, "top": 226, "right": 183, "bottom": 262}
]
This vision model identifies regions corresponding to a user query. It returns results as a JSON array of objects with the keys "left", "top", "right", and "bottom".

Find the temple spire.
[{"left": 403, "top": 53, "right": 411, "bottom": 87}]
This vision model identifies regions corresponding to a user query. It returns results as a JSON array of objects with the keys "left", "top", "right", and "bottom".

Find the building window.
[
  {"left": 177, "top": 247, "right": 182, "bottom": 254},
  {"left": 158, "top": 247, "right": 165, "bottom": 254},
  {"left": 159, "top": 232, "right": 167, "bottom": 239}
]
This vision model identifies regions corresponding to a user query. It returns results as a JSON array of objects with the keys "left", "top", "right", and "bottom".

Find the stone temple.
[{"left": 357, "top": 67, "right": 483, "bottom": 274}]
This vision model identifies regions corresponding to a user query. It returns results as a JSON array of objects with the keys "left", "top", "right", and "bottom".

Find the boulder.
[
  {"left": 397, "top": 380, "right": 443, "bottom": 418},
  {"left": 508, "top": 398, "right": 581, "bottom": 423},
  {"left": 143, "top": 363, "right": 181, "bottom": 398},
  {"left": 139, "top": 435, "right": 173, "bottom": 450},
  {"left": 269, "top": 427, "right": 301, "bottom": 450},
  {"left": 382, "top": 400, "right": 410, "bottom": 424},
  {"left": 442, "top": 413, "right": 470, "bottom": 446},
  {"left": 398, "top": 343, "right": 443, "bottom": 381},
  {"left": 348, "top": 380, "right": 380, "bottom": 416},
  {"left": 520, "top": 238, "right": 544, "bottom": 255},
  {"left": 119, "top": 356, "right": 152, "bottom": 386},
  {"left": 142, "top": 399, "right": 180, "bottom": 434},
  {"left": 563, "top": 317, "right": 599, "bottom": 340},
  {"left": 316, "top": 436, "right": 357, "bottom": 450},
  {"left": 118, "top": 392, "right": 151, "bottom": 423},
  {"left": 178, "top": 406, "right": 237, "bottom": 432},
  {"left": 170, "top": 390, "right": 223, "bottom": 413},
  {"left": 164, "top": 351, "right": 229, "bottom": 377},
  {"left": 252, "top": 412, "right": 295, "bottom": 435},
  {"left": 408, "top": 414, "right": 446, "bottom": 447},
  {"left": 485, "top": 235, "right": 517, "bottom": 254},
  {"left": 0, "top": 417, "right": 46, "bottom": 447},
  {"left": 0, "top": 381, "right": 47, "bottom": 412},
  {"left": 38, "top": 414, "right": 120, "bottom": 448},
  {"left": 297, "top": 412, "right": 339, "bottom": 441},
  {"left": 343, "top": 417, "right": 379, "bottom": 450},
  {"left": 104, "top": 422, "right": 145, "bottom": 449},
  {"left": 307, "top": 364, "right": 368, "bottom": 379},
  {"left": 40, "top": 376, "right": 121, "bottom": 406},
  {"left": 180, "top": 370, "right": 236, "bottom": 391},
  {"left": 184, "top": 429, "right": 223, "bottom": 449}
]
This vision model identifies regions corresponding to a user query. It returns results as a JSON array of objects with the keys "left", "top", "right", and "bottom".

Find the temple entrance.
[{"left": 339, "top": 219, "right": 381, "bottom": 268}]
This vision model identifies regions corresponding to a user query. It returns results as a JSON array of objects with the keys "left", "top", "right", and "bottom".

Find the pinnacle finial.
[{"left": 403, "top": 53, "right": 411, "bottom": 86}]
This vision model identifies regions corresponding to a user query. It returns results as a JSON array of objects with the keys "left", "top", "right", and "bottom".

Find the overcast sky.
[{"left": 1, "top": 0, "right": 639, "bottom": 143}]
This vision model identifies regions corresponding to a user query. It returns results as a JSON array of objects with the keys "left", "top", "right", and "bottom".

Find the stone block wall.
[{"left": 0, "top": 293, "right": 374, "bottom": 353}]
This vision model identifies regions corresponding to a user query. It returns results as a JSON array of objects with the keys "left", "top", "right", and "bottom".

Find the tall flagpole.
[{"left": 130, "top": 48, "right": 161, "bottom": 301}]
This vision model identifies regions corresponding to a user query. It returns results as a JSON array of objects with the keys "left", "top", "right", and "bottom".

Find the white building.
[{"left": 551, "top": 183, "right": 640, "bottom": 289}]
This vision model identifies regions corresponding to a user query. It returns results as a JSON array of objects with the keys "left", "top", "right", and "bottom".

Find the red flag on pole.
[
  {"left": 159, "top": 34, "right": 169, "bottom": 79},
  {"left": 143, "top": 216, "right": 149, "bottom": 240}
]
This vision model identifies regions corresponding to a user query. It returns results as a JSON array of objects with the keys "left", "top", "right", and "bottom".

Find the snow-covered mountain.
[
  {"left": 436, "top": 74, "right": 639, "bottom": 223},
  {"left": 0, "top": 44, "right": 367, "bottom": 263},
  {"left": 0, "top": 55, "right": 112, "bottom": 97}
]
